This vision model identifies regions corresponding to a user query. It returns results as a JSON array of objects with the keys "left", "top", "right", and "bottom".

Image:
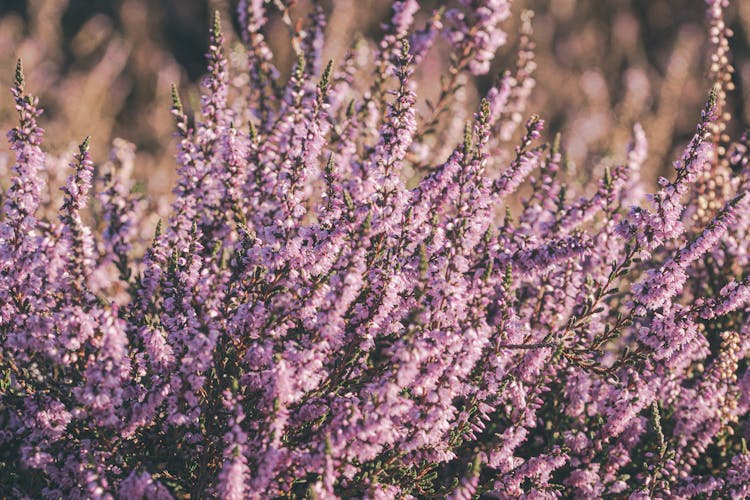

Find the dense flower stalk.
[{"left": 1, "top": 2, "right": 749, "bottom": 498}]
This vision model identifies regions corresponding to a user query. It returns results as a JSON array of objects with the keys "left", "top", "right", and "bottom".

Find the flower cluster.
[{"left": 1, "top": 1, "right": 750, "bottom": 498}]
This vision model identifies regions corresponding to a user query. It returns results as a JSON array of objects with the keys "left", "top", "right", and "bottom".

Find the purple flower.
[{"left": 2, "top": 2, "right": 749, "bottom": 497}]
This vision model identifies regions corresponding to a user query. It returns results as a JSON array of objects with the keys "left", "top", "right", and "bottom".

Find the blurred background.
[{"left": 1, "top": 0, "right": 749, "bottom": 203}]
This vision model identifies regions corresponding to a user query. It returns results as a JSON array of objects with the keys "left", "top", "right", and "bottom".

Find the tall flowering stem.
[{"left": 1, "top": 3, "right": 750, "bottom": 498}]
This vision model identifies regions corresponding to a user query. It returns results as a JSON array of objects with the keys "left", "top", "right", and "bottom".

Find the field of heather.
[{"left": 1, "top": 1, "right": 750, "bottom": 498}]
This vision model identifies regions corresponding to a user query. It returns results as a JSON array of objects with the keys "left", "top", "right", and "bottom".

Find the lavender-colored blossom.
[
  {"left": 2, "top": 2, "right": 749, "bottom": 498},
  {"left": 446, "top": 0, "right": 512, "bottom": 75},
  {"left": 118, "top": 471, "right": 173, "bottom": 499}
]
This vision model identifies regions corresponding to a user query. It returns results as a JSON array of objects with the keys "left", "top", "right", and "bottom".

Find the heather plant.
[{"left": 2, "top": 0, "right": 750, "bottom": 498}]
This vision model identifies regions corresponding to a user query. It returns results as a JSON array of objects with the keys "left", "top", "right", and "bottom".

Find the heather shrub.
[{"left": 1, "top": 0, "right": 750, "bottom": 498}]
